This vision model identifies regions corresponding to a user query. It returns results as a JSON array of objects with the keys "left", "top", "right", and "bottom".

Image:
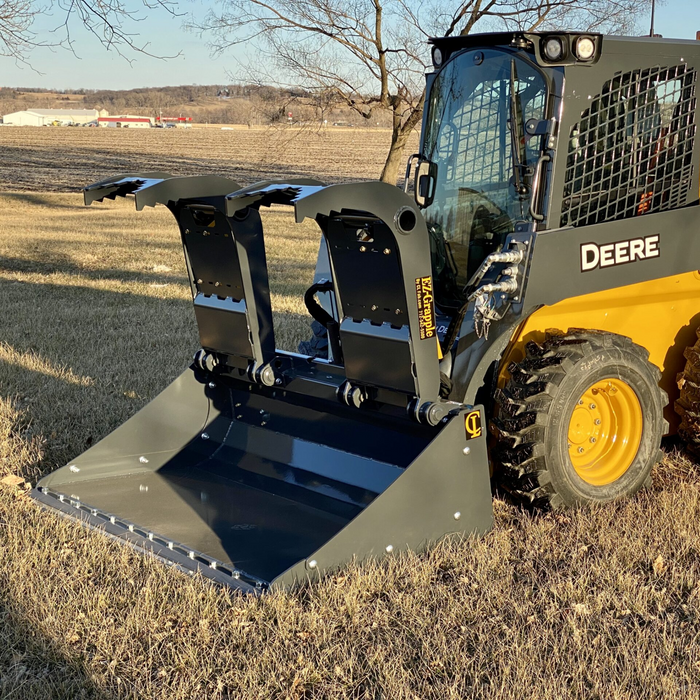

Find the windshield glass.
[{"left": 422, "top": 49, "right": 548, "bottom": 309}]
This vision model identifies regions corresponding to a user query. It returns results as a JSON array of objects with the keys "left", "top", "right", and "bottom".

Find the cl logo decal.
[{"left": 464, "top": 410, "right": 483, "bottom": 440}]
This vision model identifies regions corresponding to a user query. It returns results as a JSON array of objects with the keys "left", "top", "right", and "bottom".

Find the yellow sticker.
[
  {"left": 465, "top": 410, "right": 483, "bottom": 440},
  {"left": 415, "top": 276, "right": 436, "bottom": 340}
]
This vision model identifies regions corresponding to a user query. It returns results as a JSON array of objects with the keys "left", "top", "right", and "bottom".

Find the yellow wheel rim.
[{"left": 567, "top": 378, "right": 643, "bottom": 486}]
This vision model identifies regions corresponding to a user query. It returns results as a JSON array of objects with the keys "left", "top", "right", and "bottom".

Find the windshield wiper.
[{"left": 509, "top": 59, "right": 529, "bottom": 199}]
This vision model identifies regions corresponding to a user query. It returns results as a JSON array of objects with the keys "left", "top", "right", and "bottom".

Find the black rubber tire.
[
  {"left": 298, "top": 320, "right": 329, "bottom": 359},
  {"left": 675, "top": 326, "right": 700, "bottom": 458},
  {"left": 491, "top": 330, "right": 667, "bottom": 510}
]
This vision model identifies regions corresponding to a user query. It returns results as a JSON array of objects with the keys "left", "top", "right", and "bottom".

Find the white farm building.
[
  {"left": 98, "top": 115, "right": 154, "bottom": 128},
  {"left": 1, "top": 108, "right": 106, "bottom": 126}
]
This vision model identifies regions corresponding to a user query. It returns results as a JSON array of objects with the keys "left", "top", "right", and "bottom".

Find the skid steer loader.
[{"left": 34, "top": 32, "right": 700, "bottom": 592}]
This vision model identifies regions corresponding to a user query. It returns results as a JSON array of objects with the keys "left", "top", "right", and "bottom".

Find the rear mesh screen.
[{"left": 561, "top": 64, "right": 697, "bottom": 228}]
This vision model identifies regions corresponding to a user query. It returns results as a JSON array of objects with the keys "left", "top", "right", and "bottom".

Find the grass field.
[{"left": 1, "top": 131, "right": 700, "bottom": 698}]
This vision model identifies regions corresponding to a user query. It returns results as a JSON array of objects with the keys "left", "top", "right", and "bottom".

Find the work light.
[
  {"left": 575, "top": 36, "right": 596, "bottom": 60},
  {"left": 543, "top": 36, "right": 565, "bottom": 61}
]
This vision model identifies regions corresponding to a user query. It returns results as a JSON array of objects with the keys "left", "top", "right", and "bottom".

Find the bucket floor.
[{"left": 62, "top": 460, "right": 357, "bottom": 583}]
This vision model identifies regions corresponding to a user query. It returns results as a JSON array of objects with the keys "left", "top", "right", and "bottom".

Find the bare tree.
[
  {"left": 196, "top": 0, "right": 652, "bottom": 184},
  {"left": 1, "top": 0, "right": 180, "bottom": 63}
]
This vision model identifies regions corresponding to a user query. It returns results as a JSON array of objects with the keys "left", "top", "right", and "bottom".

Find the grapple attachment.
[{"left": 34, "top": 174, "right": 493, "bottom": 592}]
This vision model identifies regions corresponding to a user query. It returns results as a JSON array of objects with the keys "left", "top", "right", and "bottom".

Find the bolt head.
[
  {"left": 275, "top": 378, "right": 282, "bottom": 385},
  {"left": 308, "top": 559, "right": 317, "bottom": 569},
  {"left": 208, "top": 381, "right": 216, "bottom": 389},
  {"left": 383, "top": 248, "right": 391, "bottom": 255},
  {"left": 385, "top": 545, "right": 394, "bottom": 553},
  {"left": 453, "top": 511, "right": 461, "bottom": 520},
  {"left": 215, "top": 281, "right": 220, "bottom": 287},
  {"left": 359, "top": 245, "right": 367, "bottom": 252},
  {"left": 371, "top": 304, "right": 378, "bottom": 311},
  {"left": 197, "top": 279, "right": 203, "bottom": 284},
  {"left": 201, "top": 432, "right": 210, "bottom": 440},
  {"left": 139, "top": 456, "right": 149, "bottom": 464},
  {"left": 463, "top": 446, "right": 471, "bottom": 455}
]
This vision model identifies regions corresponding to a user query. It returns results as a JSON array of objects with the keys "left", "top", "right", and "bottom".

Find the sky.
[{"left": 0, "top": 0, "right": 699, "bottom": 90}]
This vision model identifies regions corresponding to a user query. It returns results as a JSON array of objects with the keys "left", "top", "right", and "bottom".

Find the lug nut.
[
  {"left": 577, "top": 447, "right": 584, "bottom": 453},
  {"left": 594, "top": 419, "right": 601, "bottom": 425},
  {"left": 590, "top": 437, "right": 596, "bottom": 443},
  {"left": 578, "top": 399, "right": 583, "bottom": 405},
  {"left": 589, "top": 403, "right": 596, "bottom": 410}
]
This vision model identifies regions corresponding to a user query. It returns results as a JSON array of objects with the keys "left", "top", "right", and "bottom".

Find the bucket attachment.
[{"left": 34, "top": 175, "right": 493, "bottom": 592}]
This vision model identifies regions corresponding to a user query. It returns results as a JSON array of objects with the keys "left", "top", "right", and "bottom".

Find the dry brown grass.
[
  {"left": 1, "top": 180, "right": 700, "bottom": 696},
  {"left": 0, "top": 126, "right": 418, "bottom": 192}
]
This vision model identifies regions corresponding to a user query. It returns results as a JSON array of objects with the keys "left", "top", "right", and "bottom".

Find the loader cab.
[
  {"left": 416, "top": 32, "right": 699, "bottom": 314},
  {"left": 415, "top": 34, "right": 563, "bottom": 311}
]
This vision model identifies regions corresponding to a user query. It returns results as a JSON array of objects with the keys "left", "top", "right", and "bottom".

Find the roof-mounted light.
[
  {"left": 575, "top": 36, "right": 596, "bottom": 61},
  {"left": 432, "top": 46, "right": 444, "bottom": 68},
  {"left": 543, "top": 36, "right": 565, "bottom": 62}
]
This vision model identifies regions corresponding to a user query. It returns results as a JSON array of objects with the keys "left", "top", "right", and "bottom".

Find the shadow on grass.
[
  {"left": 0, "top": 253, "right": 189, "bottom": 286},
  {"left": 0, "top": 193, "right": 88, "bottom": 210},
  {"left": 0, "top": 587, "right": 117, "bottom": 700},
  {"left": 0, "top": 275, "right": 313, "bottom": 474}
]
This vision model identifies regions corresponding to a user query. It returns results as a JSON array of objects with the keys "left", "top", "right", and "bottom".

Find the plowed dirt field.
[{"left": 0, "top": 125, "right": 418, "bottom": 191}]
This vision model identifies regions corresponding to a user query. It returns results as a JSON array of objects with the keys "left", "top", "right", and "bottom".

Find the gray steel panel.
[
  {"left": 339, "top": 319, "right": 415, "bottom": 394},
  {"left": 274, "top": 406, "right": 493, "bottom": 587},
  {"left": 194, "top": 296, "right": 253, "bottom": 358},
  {"left": 525, "top": 206, "right": 700, "bottom": 306}
]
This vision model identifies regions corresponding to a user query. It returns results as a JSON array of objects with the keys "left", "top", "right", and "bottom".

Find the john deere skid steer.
[{"left": 34, "top": 32, "right": 700, "bottom": 592}]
